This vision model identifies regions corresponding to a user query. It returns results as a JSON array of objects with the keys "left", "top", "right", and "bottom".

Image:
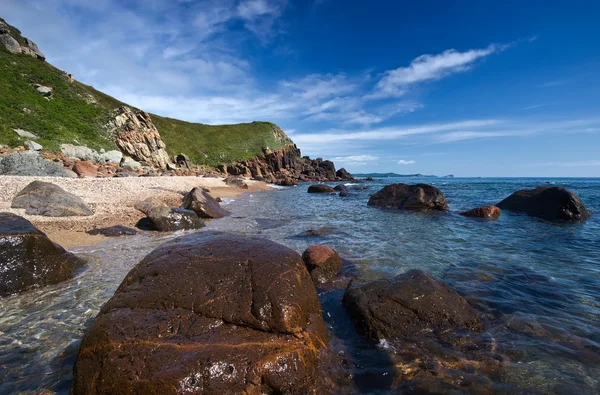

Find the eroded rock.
[
  {"left": 11, "top": 181, "right": 93, "bottom": 217},
  {"left": 460, "top": 205, "right": 501, "bottom": 219},
  {"left": 182, "top": 187, "right": 230, "bottom": 219},
  {"left": 72, "top": 161, "right": 97, "bottom": 178},
  {"left": 302, "top": 245, "right": 343, "bottom": 284},
  {"left": 308, "top": 184, "right": 336, "bottom": 194},
  {"left": 368, "top": 184, "right": 449, "bottom": 211}
]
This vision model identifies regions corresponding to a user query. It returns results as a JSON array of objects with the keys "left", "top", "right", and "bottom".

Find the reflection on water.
[{"left": 1, "top": 177, "right": 599, "bottom": 393}]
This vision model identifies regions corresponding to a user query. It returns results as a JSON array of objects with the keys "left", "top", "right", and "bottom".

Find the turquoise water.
[{"left": 0, "top": 177, "right": 599, "bottom": 393}]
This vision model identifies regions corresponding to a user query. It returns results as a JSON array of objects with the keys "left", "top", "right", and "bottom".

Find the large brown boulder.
[
  {"left": 497, "top": 186, "right": 591, "bottom": 221},
  {"left": 0, "top": 213, "right": 84, "bottom": 297},
  {"left": 307, "top": 184, "right": 336, "bottom": 194},
  {"left": 302, "top": 245, "right": 343, "bottom": 284},
  {"left": 72, "top": 232, "right": 328, "bottom": 394},
  {"left": 343, "top": 269, "right": 482, "bottom": 341},
  {"left": 367, "top": 183, "right": 449, "bottom": 211},
  {"left": 182, "top": 187, "right": 230, "bottom": 219},
  {"left": 336, "top": 168, "right": 354, "bottom": 180},
  {"left": 11, "top": 181, "right": 93, "bottom": 217},
  {"left": 224, "top": 175, "right": 249, "bottom": 189},
  {"left": 460, "top": 205, "right": 501, "bottom": 219},
  {"left": 72, "top": 160, "right": 97, "bottom": 178}
]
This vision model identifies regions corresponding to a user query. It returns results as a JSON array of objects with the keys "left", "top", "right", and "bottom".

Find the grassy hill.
[{"left": 0, "top": 17, "right": 291, "bottom": 166}]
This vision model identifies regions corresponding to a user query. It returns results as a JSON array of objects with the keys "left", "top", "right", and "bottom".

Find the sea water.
[{"left": 1, "top": 177, "right": 599, "bottom": 393}]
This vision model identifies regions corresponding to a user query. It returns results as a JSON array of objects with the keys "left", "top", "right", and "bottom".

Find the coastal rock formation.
[
  {"left": 224, "top": 175, "right": 249, "bottom": 189},
  {"left": 308, "top": 184, "right": 336, "bottom": 194},
  {"left": 302, "top": 245, "right": 343, "bottom": 284},
  {"left": 336, "top": 168, "right": 354, "bottom": 180},
  {"left": 460, "top": 205, "right": 501, "bottom": 219},
  {"left": 368, "top": 183, "right": 449, "bottom": 211},
  {"left": 11, "top": 181, "right": 93, "bottom": 217},
  {"left": 146, "top": 206, "right": 204, "bottom": 231},
  {"left": 497, "top": 186, "right": 591, "bottom": 221},
  {"left": 86, "top": 225, "right": 138, "bottom": 237},
  {"left": 343, "top": 269, "right": 482, "bottom": 341},
  {"left": 72, "top": 232, "right": 328, "bottom": 394},
  {"left": 182, "top": 187, "right": 230, "bottom": 219},
  {"left": 0, "top": 213, "right": 84, "bottom": 297},
  {"left": 72, "top": 160, "right": 97, "bottom": 178},
  {"left": 60, "top": 144, "right": 123, "bottom": 164},
  {"left": 334, "top": 184, "right": 348, "bottom": 193},
  {"left": 0, "top": 152, "right": 68, "bottom": 177},
  {"left": 0, "top": 20, "right": 45, "bottom": 59},
  {"left": 105, "top": 106, "right": 173, "bottom": 169}
]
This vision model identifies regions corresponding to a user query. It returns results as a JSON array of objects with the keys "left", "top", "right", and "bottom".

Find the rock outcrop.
[
  {"left": 343, "top": 269, "right": 482, "bottom": 341},
  {"left": 72, "top": 231, "right": 328, "bottom": 394},
  {"left": 11, "top": 181, "right": 93, "bottom": 217},
  {"left": 0, "top": 20, "right": 45, "bottom": 60},
  {"left": 0, "top": 213, "right": 84, "bottom": 297},
  {"left": 302, "top": 245, "right": 343, "bottom": 284},
  {"left": 497, "top": 186, "right": 591, "bottom": 221},
  {"left": 308, "top": 184, "right": 336, "bottom": 194},
  {"left": 460, "top": 205, "right": 501, "bottom": 219},
  {"left": 105, "top": 106, "right": 173, "bottom": 169},
  {"left": 0, "top": 152, "right": 68, "bottom": 177},
  {"left": 60, "top": 144, "right": 122, "bottom": 164},
  {"left": 368, "top": 183, "right": 449, "bottom": 211},
  {"left": 182, "top": 187, "right": 230, "bottom": 219}
]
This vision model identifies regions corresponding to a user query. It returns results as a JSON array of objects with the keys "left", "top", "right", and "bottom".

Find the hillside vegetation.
[{"left": 0, "top": 17, "right": 291, "bottom": 166}]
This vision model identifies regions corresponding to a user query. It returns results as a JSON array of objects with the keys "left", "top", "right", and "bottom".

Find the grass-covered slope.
[{"left": 0, "top": 17, "right": 292, "bottom": 166}]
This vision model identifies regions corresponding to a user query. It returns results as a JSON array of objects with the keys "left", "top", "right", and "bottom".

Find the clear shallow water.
[{"left": 1, "top": 177, "right": 599, "bottom": 393}]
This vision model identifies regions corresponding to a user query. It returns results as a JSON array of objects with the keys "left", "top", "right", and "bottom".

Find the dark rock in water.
[
  {"left": 497, "top": 186, "right": 591, "bottom": 221},
  {"left": 0, "top": 152, "right": 68, "bottom": 177},
  {"left": 460, "top": 205, "right": 501, "bottom": 219},
  {"left": 336, "top": 168, "right": 354, "bottom": 180},
  {"left": 307, "top": 184, "right": 336, "bottom": 194},
  {"left": 302, "top": 245, "right": 343, "bottom": 284},
  {"left": 182, "top": 187, "right": 230, "bottom": 219},
  {"left": 224, "top": 175, "right": 249, "bottom": 189},
  {"left": 333, "top": 184, "right": 348, "bottom": 192},
  {"left": 339, "top": 191, "right": 351, "bottom": 197},
  {"left": 0, "top": 213, "right": 84, "bottom": 297},
  {"left": 147, "top": 206, "right": 204, "bottom": 231},
  {"left": 368, "top": 183, "right": 449, "bottom": 211},
  {"left": 303, "top": 227, "right": 336, "bottom": 237},
  {"left": 365, "top": 177, "right": 375, "bottom": 181},
  {"left": 11, "top": 181, "right": 93, "bottom": 217},
  {"left": 343, "top": 269, "right": 482, "bottom": 341},
  {"left": 134, "top": 217, "right": 154, "bottom": 231},
  {"left": 72, "top": 231, "right": 328, "bottom": 394},
  {"left": 86, "top": 225, "right": 138, "bottom": 237}
]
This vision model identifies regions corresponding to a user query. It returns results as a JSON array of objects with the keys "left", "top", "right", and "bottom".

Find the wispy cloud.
[
  {"left": 539, "top": 79, "right": 566, "bottom": 88},
  {"left": 397, "top": 159, "right": 415, "bottom": 165},
  {"left": 524, "top": 104, "right": 546, "bottom": 110},
  {"left": 334, "top": 155, "right": 379, "bottom": 162}
]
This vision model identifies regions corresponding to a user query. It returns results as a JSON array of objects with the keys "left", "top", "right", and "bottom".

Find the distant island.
[{"left": 354, "top": 173, "right": 455, "bottom": 178}]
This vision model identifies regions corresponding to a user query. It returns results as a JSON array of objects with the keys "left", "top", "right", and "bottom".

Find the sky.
[{"left": 2, "top": 0, "right": 600, "bottom": 177}]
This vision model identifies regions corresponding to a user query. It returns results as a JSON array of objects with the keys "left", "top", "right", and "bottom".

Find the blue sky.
[{"left": 3, "top": 0, "right": 600, "bottom": 176}]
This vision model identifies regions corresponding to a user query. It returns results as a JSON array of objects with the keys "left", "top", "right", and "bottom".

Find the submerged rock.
[
  {"left": 0, "top": 152, "right": 68, "bottom": 177},
  {"left": 86, "top": 225, "right": 138, "bottom": 237},
  {"left": 307, "top": 184, "right": 336, "bottom": 194},
  {"left": 333, "top": 184, "right": 348, "bottom": 193},
  {"left": 343, "top": 269, "right": 482, "bottom": 341},
  {"left": 497, "top": 186, "right": 591, "bottom": 221},
  {"left": 460, "top": 205, "right": 501, "bottom": 219},
  {"left": 182, "top": 187, "right": 230, "bottom": 219},
  {"left": 0, "top": 213, "right": 84, "bottom": 297},
  {"left": 368, "top": 183, "right": 449, "bottom": 211},
  {"left": 147, "top": 206, "right": 204, "bottom": 231},
  {"left": 302, "top": 245, "right": 343, "bottom": 284},
  {"left": 72, "top": 231, "right": 328, "bottom": 394},
  {"left": 11, "top": 181, "right": 93, "bottom": 217}
]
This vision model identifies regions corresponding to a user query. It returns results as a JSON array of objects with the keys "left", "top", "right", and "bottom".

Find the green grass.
[{"left": 0, "top": 17, "right": 292, "bottom": 166}]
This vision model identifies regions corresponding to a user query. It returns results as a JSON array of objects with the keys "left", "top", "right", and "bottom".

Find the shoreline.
[{"left": 0, "top": 175, "right": 270, "bottom": 248}]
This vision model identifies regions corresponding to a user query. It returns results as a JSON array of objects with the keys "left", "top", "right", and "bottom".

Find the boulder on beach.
[
  {"left": 86, "top": 225, "right": 138, "bottom": 237},
  {"left": 460, "top": 205, "right": 501, "bottom": 219},
  {"left": 367, "top": 183, "right": 449, "bottom": 211},
  {"left": 307, "top": 184, "right": 336, "bottom": 194},
  {"left": 147, "top": 206, "right": 204, "bottom": 231},
  {"left": 343, "top": 269, "right": 482, "bottom": 341},
  {"left": 0, "top": 151, "right": 68, "bottom": 177},
  {"left": 11, "top": 181, "right": 93, "bottom": 217},
  {"left": 72, "top": 231, "right": 328, "bottom": 394},
  {"left": 182, "top": 187, "right": 230, "bottom": 219},
  {"left": 134, "top": 197, "right": 167, "bottom": 215},
  {"left": 497, "top": 186, "right": 591, "bottom": 221},
  {"left": 224, "top": 175, "right": 249, "bottom": 189},
  {"left": 0, "top": 213, "right": 85, "bottom": 297},
  {"left": 302, "top": 245, "right": 343, "bottom": 284},
  {"left": 72, "top": 160, "right": 98, "bottom": 178}
]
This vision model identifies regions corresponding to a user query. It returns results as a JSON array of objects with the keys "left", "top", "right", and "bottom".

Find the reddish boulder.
[
  {"left": 368, "top": 183, "right": 449, "bottom": 211},
  {"left": 302, "top": 245, "right": 344, "bottom": 284},
  {"left": 497, "top": 186, "right": 591, "bottom": 221},
  {"left": 72, "top": 232, "right": 328, "bottom": 394},
  {"left": 72, "top": 160, "right": 97, "bottom": 178},
  {"left": 460, "top": 205, "right": 501, "bottom": 219}
]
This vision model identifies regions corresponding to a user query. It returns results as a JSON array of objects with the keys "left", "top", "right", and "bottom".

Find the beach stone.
[
  {"left": 146, "top": 206, "right": 204, "bottom": 231},
  {"left": 25, "top": 140, "right": 42, "bottom": 151},
  {"left": 64, "top": 169, "right": 78, "bottom": 178},
  {"left": 86, "top": 225, "right": 138, "bottom": 237},
  {"left": 182, "top": 187, "right": 230, "bottom": 219},
  {"left": 302, "top": 245, "right": 343, "bottom": 284},
  {"left": 343, "top": 269, "right": 482, "bottom": 341},
  {"left": 99, "top": 150, "right": 122, "bottom": 164},
  {"left": 368, "top": 183, "right": 449, "bottom": 211},
  {"left": 460, "top": 205, "right": 501, "bottom": 219},
  {"left": 72, "top": 161, "right": 97, "bottom": 178},
  {"left": 120, "top": 157, "right": 142, "bottom": 170},
  {"left": 307, "top": 184, "right": 336, "bottom": 194},
  {"left": 0, "top": 152, "right": 68, "bottom": 177},
  {"left": 11, "top": 181, "right": 93, "bottom": 217},
  {"left": 497, "top": 186, "right": 591, "bottom": 221},
  {"left": 0, "top": 213, "right": 85, "bottom": 297},
  {"left": 72, "top": 231, "right": 327, "bottom": 394},
  {"left": 224, "top": 175, "right": 249, "bottom": 189}
]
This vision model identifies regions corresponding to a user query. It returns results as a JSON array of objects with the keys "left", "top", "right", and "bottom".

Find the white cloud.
[
  {"left": 397, "top": 159, "right": 415, "bottom": 165},
  {"left": 334, "top": 155, "right": 379, "bottom": 162}
]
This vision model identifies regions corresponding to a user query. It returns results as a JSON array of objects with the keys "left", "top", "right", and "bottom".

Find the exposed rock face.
[
  {"left": 146, "top": 206, "right": 204, "bottom": 231},
  {"left": 11, "top": 181, "right": 93, "bottom": 217},
  {"left": 106, "top": 106, "right": 173, "bottom": 169},
  {"left": 173, "top": 153, "right": 191, "bottom": 170},
  {"left": 0, "top": 152, "right": 68, "bottom": 177},
  {"left": 368, "top": 183, "right": 449, "bottom": 211},
  {"left": 460, "top": 205, "right": 501, "bottom": 219},
  {"left": 497, "top": 186, "right": 591, "bottom": 221},
  {"left": 0, "top": 213, "right": 84, "bottom": 297},
  {"left": 302, "top": 245, "right": 343, "bottom": 284},
  {"left": 86, "top": 225, "right": 138, "bottom": 237},
  {"left": 72, "top": 231, "right": 328, "bottom": 394},
  {"left": 0, "top": 32, "right": 21, "bottom": 54},
  {"left": 343, "top": 269, "right": 482, "bottom": 341},
  {"left": 0, "top": 20, "right": 45, "bottom": 59},
  {"left": 72, "top": 161, "right": 97, "bottom": 178},
  {"left": 308, "top": 184, "right": 336, "bottom": 194},
  {"left": 336, "top": 168, "right": 354, "bottom": 180},
  {"left": 182, "top": 187, "right": 230, "bottom": 219}
]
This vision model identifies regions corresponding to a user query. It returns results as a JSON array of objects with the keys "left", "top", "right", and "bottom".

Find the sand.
[{"left": 0, "top": 175, "right": 270, "bottom": 248}]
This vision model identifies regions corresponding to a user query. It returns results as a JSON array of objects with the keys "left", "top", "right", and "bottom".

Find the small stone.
[{"left": 25, "top": 140, "right": 42, "bottom": 151}]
